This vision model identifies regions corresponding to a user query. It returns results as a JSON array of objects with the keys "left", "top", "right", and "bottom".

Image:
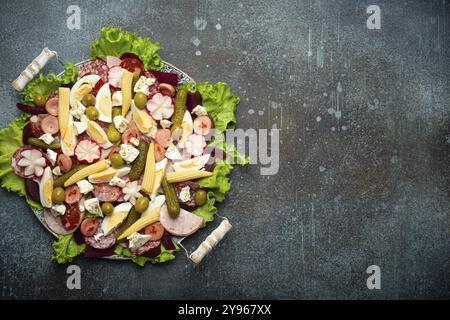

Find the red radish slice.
[
  {"left": 184, "top": 134, "right": 206, "bottom": 157},
  {"left": 74, "top": 139, "right": 101, "bottom": 164},
  {"left": 41, "top": 115, "right": 59, "bottom": 134},
  {"left": 12, "top": 146, "right": 48, "bottom": 178},
  {"left": 45, "top": 97, "right": 59, "bottom": 116},
  {"left": 57, "top": 154, "right": 73, "bottom": 173},
  {"left": 108, "top": 66, "right": 125, "bottom": 88},
  {"left": 193, "top": 115, "right": 213, "bottom": 136},
  {"left": 106, "top": 56, "right": 122, "bottom": 69},
  {"left": 155, "top": 129, "right": 172, "bottom": 148},
  {"left": 65, "top": 185, "right": 82, "bottom": 204},
  {"left": 146, "top": 93, "right": 174, "bottom": 120}
]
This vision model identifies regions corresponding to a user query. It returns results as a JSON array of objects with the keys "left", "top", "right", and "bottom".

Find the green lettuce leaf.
[
  {"left": 27, "top": 198, "right": 43, "bottom": 211},
  {"left": 114, "top": 243, "right": 179, "bottom": 267},
  {"left": 51, "top": 234, "right": 86, "bottom": 264},
  {"left": 90, "top": 27, "right": 164, "bottom": 71},
  {"left": 0, "top": 114, "right": 29, "bottom": 196},
  {"left": 184, "top": 82, "right": 240, "bottom": 132},
  {"left": 197, "top": 160, "right": 233, "bottom": 202},
  {"left": 193, "top": 191, "right": 217, "bottom": 226},
  {"left": 22, "top": 63, "right": 78, "bottom": 105}
]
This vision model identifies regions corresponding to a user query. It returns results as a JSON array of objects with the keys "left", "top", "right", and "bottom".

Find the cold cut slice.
[
  {"left": 43, "top": 208, "right": 81, "bottom": 235},
  {"left": 92, "top": 184, "right": 123, "bottom": 202},
  {"left": 78, "top": 59, "right": 109, "bottom": 83},
  {"left": 131, "top": 239, "right": 161, "bottom": 256},
  {"left": 84, "top": 228, "right": 117, "bottom": 249},
  {"left": 159, "top": 205, "right": 203, "bottom": 237}
]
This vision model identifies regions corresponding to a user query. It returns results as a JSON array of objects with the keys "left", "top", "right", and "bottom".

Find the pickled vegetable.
[
  {"left": 33, "top": 95, "right": 46, "bottom": 108},
  {"left": 27, "top": 137, "right": 61, "bottom": 150},
  {"left": 117, "top": 207, "right": 140, "bottom": 238},
  {"left": 162, "top": 177, "right": 180, "bottom": 218},
  {"left": 53, "top": 164, "right": 87, "bottom": 188},
  {"left": 51, "top": 187, "right": 65, "bottom": 204},
  {"left": 85, "top": 106, "right": 99, "bottom": 120},
  {"left": 107, "top": 123, "right": 121, "bottom": 143},
  {"left": 135, "top": 197, "right": 149, "bottom": 213},
  {"left": 82, "top": 94, "right": 96, "bottom": 107},
  {"left": 112, "top": 107, "right": 122, "bottom": 118},
  {"left": 194, "top": 189, "right": 207, "bottom": 206},
  {"left": 170, "top": 88, "right": 187, "bottom": 133},
  {"left": 101, "top": 202, "right": 114, "bottom": 216},
  {"left": 110, "top": 153, "right": 125, "bottom": 168},
  {"left": 134, "top": 92, "right": 147, "bottom": 110},
  {"left": 128, "top": 139, "right": 149, "bottom": 180}
]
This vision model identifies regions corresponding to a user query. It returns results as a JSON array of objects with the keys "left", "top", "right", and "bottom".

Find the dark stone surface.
[{"left": 0, "top": 0, "right": 449, "bottom": 299}]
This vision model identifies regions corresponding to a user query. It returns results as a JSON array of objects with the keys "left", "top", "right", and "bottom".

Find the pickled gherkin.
[
  {"left": 53, "top": 164, "right": 87, "bottom": 188},
  {"left": 128, "top": 139, "right": 149, "bottom": 180}
]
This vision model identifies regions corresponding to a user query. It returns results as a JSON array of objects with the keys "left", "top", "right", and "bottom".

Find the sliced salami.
[
  {"left": 78, "top": 59, "right": 109, "bottom": 83},
  {"left": 61, "top": 203, "right": 83, "bottom": 231},
  {"left": 84, "top": 228, "right": 117, "bottom": 249},
  {"left": 43, "top": 208, "right": 81, "bottom": 235},
  {"left": 131, "top": 239, "right": 161, "bottom": 256},
  {"left": 92, "top": 183, "right": 123, "bottom": 202},
  {"left": 174, "top": 181, "right": 200, "bottom": 208}
]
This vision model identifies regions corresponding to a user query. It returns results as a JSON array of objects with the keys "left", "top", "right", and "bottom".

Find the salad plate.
[{"left": 1, "top": 27, "right": 247, "bottom": 266}]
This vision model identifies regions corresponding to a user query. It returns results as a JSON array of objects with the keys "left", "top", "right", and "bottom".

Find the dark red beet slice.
[
  {"left": 186, "top": 91, "right": 203, "bottom": 113},
  {"left": 149, "top": 70, "right": 178, "bottom": 87},
  {"left": 84, "top": 244, "right": 116, "bottom": 258},
  {"left": 25, "top": 179, "right": 40, "bottom": 202},
  {"left": 143, "top": 244, "right": 162, "bottom": 258},
  {"left": 92, "top": 79, "right": 105, "bottom": 96},
  {"left": 160, "top": 231, "right": 176, "bottom": 251},
  {"left": 17, "top": 103, "right": 47, "bottom": 115},
  {"left": 22, "top": 123, "right": 32, "bottom": 145},
  {"left": 120, "top": 53, "right": 143, "bottom": 64},
  {"left": 73, "top": 229, "right": 85, "bottom": 245}
]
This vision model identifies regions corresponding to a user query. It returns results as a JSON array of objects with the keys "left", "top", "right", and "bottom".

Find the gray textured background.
[{"left": 1, "top": 0, "right": 449, "bottom": 299}]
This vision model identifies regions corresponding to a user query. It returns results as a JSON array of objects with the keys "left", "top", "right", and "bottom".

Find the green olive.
[
  {"left": 110, "top": 153, "right": 125, "bottom": 168},
  {"left": 107, "top": 124, "right": 121, "bottom": 143},
  {"left": 82, "top": 93, "right": 96, "bottom": 107},
  {"left": 112, "top": 107, "right": 122, "bottom": 118},
  {"left": 85, "top": 106, "right": 99, "bottom": 120},
  {"left": 33, "top": 94, "right": 46, "bottom": 108},
  {"left": 194, "top": 189, "right": 207, "bottom": 206},
  {"left": 51, "top": 187, "right": 65, "bottom": 204},
  {"left": 135, "top": 197, "right": 149, "bottom": 213},
  {"left": 101, "top": 202, "right": 114, "bottom": 216},
  {"left": 134, "top": 92, "right": 147, "bottom": 110},
  {"left": 132, "top": 71, "right": 141, "bottom": 88}
]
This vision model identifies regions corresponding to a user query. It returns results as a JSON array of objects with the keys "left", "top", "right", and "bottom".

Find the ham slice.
[{"left": 159, "top": 205, "right": 203, "bottom": 237}]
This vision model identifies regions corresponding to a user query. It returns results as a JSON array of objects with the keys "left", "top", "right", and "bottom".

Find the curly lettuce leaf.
[
  {"left": 197, "top": 160, "right": 233, "bottom": 202},
  {"left": 114, "top": 244, "right": 178, "bottom": 266},
  {"left": 27, "top": 198, "right": 43, "bottom": 211},
  {"left": 0, "top": 114, "right": 29, "bottom": 196},
  {"left": 22, "top": 63, "right": 78, "bottom": 105},
  {"left": 90, "top": 26, "right": 164, "bottom": 71},
  {"left": 184, "top": 82, "right": 240, "bottom": 132},
  {"left": 193, "top": 191, "right": 217, "bottom": 226},
  {"left": 51, "top": 234, "right": 86, "bottom": 264}
]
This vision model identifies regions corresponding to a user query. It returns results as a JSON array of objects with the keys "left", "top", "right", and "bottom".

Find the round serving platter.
[{"left": 28, "top": 59, "right": 194, "bottom": 260}]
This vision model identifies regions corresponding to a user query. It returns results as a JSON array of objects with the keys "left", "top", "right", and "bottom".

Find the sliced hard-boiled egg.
[
  {"left": 88, "top": 166, "right": 131, "bottom": 184},
  {"left": 39, "top": 166, "right": 53, "bottom": 208},
  {"left": 101, "top": 202, "right": 132, "bottom": 235},
  {"left": 85, "top": 120, "right": 112, "bottom": 148},
  {"left": 151, "top": 158, "right": 168, "bottom": 196},
  {"left": 61, "top": 119, "right": 77, "bottom": 156},
  {"left": 172, "top": 154, "right": 210, "bottom": 172},
  {"left": 69, "top": 75, "right": 101, "bottom": 108},
  {"left": 177, "top": 111, "right": 194, "bottom": 147},
  {"left": 131, "top": 100, "right": 156, "bottom": 134},
  {"left": 141, "top": 195, "right": 166, "bottom": 219},
  {"left": 95, "top": 82, "right": 113, "bottom": 123}
]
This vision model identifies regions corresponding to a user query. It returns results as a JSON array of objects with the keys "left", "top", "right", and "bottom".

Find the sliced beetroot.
[
  {"left": 120, "top": 53, "right": 143, "bottom": 64},
  {"left": 186, "top": 91, "right": 203, "bottom": 113},
  {"left": 92, "top": 79, "right": 105, "bottom": 96},
  {"left": 16, "top": 103, "right": 47, "bottom": 115},
  {"left": 84, "top": 244, "right": 116, "bottom": 258},
  {"left": 149, "top": 70, "right": 178, "bottom": 87},
  {"left": 22, "top": 123, "right": 32, "bottom": 145},
  {"left": 25, "top": 179, "right": 40, "bottom": 202},
  {"left": 160, "top": 231, "right": 176, "bottom": 251},
  {"left": 143, "top": 243, "right": 162, "bottom": 258},
  {"left": 73, "top": 229, "right": 85, "bottom": 245}
]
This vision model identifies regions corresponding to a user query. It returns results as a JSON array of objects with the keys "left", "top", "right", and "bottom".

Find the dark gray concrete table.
[{"left": 1, "top": 0, "right": 449, "bottom": 299}]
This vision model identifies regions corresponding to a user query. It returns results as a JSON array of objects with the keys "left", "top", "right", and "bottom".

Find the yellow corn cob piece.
[
  {"left": 64, "top": 159, "right": 110, "bottom": 187},
  {"left": 117, "top": 207, "right": 160, "bottom": 240},
  {"left": 165, "top": 170, "right": 213, "bottom": 183},
  {"left": 58, "top": 87, "right": 70, "bottom": 137},
  {"left": 141, "top": 143, "right": 155, "bottom": 193},
  {"left": 121, "top": 70, "right": 133, "bottom": 117}
]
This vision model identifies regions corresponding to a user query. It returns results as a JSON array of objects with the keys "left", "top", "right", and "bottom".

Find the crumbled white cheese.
[
  {"left": 113, "top": 115, "right": 129, "bottom": 134},
  {"left": 76, "top": 179, "right": 94, "bottom": 194},
  {"left": 79, "top": 204, "right": 85, "bottom": 212},
  {"left": 129, "top": 137, "right": 140, "bottom": 147},
  {"left": 39, "top": 133, "right": 54, "bottom": 145},
  {"left": 111, "top": 91, "right": 123, "bottom": 107},
  {"left": 52, "top": 166, "right": 62, "bottom": 176},
  {"left": 46, "top": 149, "right": 57, "bottom": 165},
  {"left": 73, "top": 121, "right": 87, "bottom": 135},
  {"left": 51, "top": 204, "right": 66, "bottom": 216},
  {"left": 179, "top": 186, "right": 191, "bottom": 202},
  {"left": 84, "top": 197, "right": 103, "bottom": 216},
  {"left": 165, "top": 143, "right": 182, "bottom": 160},
  {"left": 71, "top": 102, "right": 86, "bottom": 120},
  {"left": 127, "top": 232, "right": 151, "bottom": 250},
  {"left": 160, "top": 119, "right": 172, "bottom": 129},
  {"left": 109, "top": 176, "right": 126, "bottom": 188},
  {"left": 133, "top": 76, "right": 156, "bottom": 95},
  {"left": 119, "top": 144, "right": 139, "bottom": 164},
  {"left": 192, "top": 105, "right": 207, "bottom": 116},
  {"left": 94, "top": 232, "right": 104, "bottom": 242}
]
